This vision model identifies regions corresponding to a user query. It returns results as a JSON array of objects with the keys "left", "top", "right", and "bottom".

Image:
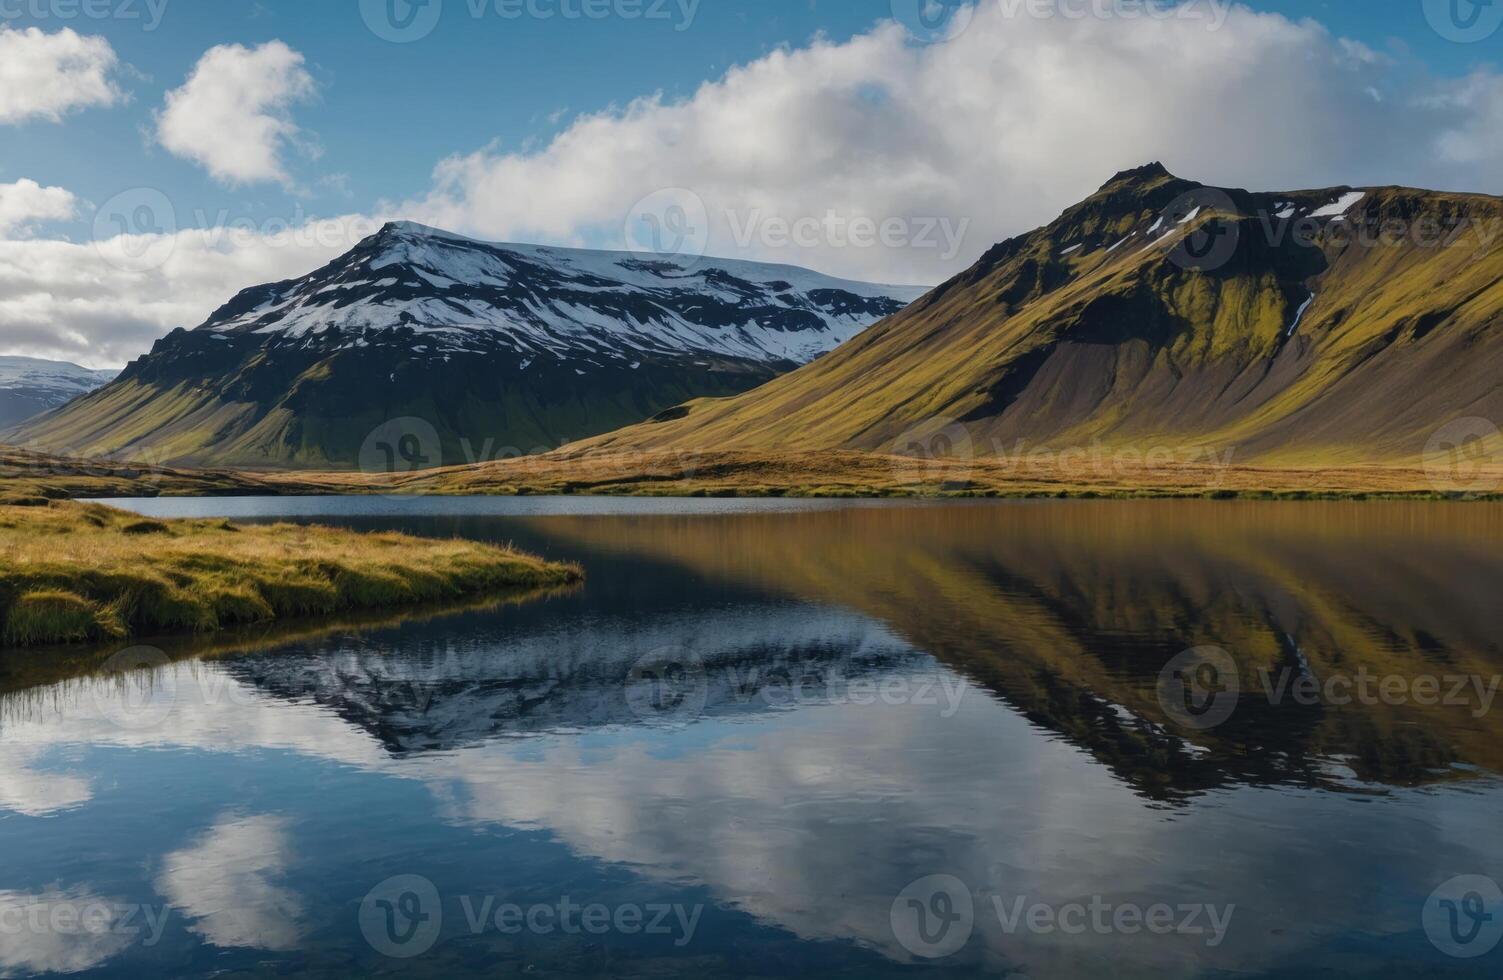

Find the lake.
[{"left": 3, "top": 497, "right": 1501, "bottom": 977}]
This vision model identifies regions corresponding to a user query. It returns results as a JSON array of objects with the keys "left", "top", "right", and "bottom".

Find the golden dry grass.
[
  {"left": 0, "top": 444, "right": 323, "bottom": 502},
  {"left": 0, "top": 501, "right": 581, "bottom": 648},
  {"left": 7, "top": 440, "right": 1498, "bottom": 501},
  {"left": 267, "top": 448, "right": 1503, "bottom": 500}
]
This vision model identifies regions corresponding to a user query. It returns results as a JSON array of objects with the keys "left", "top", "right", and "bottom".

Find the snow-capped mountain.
[
  {"left": 9, "top": 223, "right": 926, "bottom": 468},
  {"left": 205, "top": 221, "right": 924, "bottom": 365},
  {"left": 0, "top": 357, "right": 117, "bottom": 429}
]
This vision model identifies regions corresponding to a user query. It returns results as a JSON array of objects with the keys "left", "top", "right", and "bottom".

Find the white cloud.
[
  {"left": 155, "top": 813, "right": 305, "bottom": 951},
  {"left": 401, "top": 4, "right": 1503, "bottom": 285},
  {"left": 156, "top": 40, "right": 317, "bottom": 186},
  {"left": 1430, "top": 70, "right": 1503, "bottom": 166},
  {"left": 0, "top": 25, "right": 123, "bottom": 124},
  {"left": 0, "top": 744, "right": 93, "bottom": 816},
  {"left": 0, "top": 179, "right": 78, "bottom": 238},
  {"left": 0, "top": 213, "right": 380, "bottom": 369},
  {"left": 0, "top": 888, "right": 136, "bottom": 975}
]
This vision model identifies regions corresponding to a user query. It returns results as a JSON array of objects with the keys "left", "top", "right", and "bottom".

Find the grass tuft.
[
  {"left": 0, "top": 495, "right": 52, "bottom": 508},
  {"left": 120, "top": 519, "right": 171, "bottom": 535},
  {"left": 2, "top": 590, "right": 123, "bottom": 646}
]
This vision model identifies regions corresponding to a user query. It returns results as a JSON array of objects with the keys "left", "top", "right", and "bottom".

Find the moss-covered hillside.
[{"left": 581, "top": 164, "right": 1503, "bottom": 468}]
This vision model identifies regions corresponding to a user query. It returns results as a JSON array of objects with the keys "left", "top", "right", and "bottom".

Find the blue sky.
[
  {"left": 3, "top": 0, "right": 1495, "bottom": 240},
  {"left": 3, "top": 0, "right": 1502, "bottom": 366},
  {"left": 6, "top": 0, "right": 923, "bottom": 231}
]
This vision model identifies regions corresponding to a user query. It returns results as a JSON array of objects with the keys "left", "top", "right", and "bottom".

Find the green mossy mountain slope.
[
  {"left": 6, "top": 327, "right": 760, "bottom": 470},
  {"left": 582, "top": 165, "right": 1503, "bottom": 467}
]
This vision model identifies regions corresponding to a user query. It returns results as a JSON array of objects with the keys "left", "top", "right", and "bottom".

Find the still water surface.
[{"left": 3, "top": 497, "right": 1502, "bottom": 977}]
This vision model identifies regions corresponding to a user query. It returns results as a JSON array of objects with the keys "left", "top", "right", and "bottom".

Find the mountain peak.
[
  {"left": 379, "top": 219, "right": 448, "bottom": 236},
  {"left": 371, "top": 220, "right": 462, "bottom": 247},
  {"left": 1099, "top": 162, "right": 1175, "bottom": 191}
]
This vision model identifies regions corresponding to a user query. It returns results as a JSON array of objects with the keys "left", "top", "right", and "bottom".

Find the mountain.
[
  {"left": 0, "top": 357, "right": 116, "bottom": 429},
  {"left": 581, "top": 164, "right": 1503, "bottom": 467},
  {"left": 6, "top": 222, "right": 924, "bottom": 468}
]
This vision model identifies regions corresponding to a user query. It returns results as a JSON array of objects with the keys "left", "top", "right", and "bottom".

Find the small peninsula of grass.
[{"left": 0, "top": 501, "right": 581, "bottom": 648}]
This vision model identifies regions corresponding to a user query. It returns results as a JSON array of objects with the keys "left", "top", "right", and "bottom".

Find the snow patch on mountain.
[
  {"left": 1309, "top": 192, "right": 1366, "bottom": 220},
  {"left": 1286, "top": 292, "right": 1316, "bottom": 338}
]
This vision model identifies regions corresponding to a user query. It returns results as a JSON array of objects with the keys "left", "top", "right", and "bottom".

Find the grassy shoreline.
[
  {"left": 0, "top": 501, "right": 581, "bottom": 649},
  {"left": 0, "top": 590, "right": 575, "bottom": 703},
  {"left": 4, "top": 444, "right": 1500, "bottom": 501},
  {"left": 0, "top": 445, "right": 326, "bottom": 504},
  {"left": 274, "top": 449, "right": 1503, "bottom": 502}
]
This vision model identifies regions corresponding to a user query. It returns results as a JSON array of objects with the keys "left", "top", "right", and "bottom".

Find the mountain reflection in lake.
[{"left": 3, "top": 498, "right": 1501, "bottom": 978}]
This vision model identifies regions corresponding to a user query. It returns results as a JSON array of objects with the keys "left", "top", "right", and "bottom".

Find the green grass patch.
[
  {"left": 2, "top": 590, "right": 124, "bottom": 646},
  {"left": 0, "top": 501, "right": 582, "bottom": 649}
]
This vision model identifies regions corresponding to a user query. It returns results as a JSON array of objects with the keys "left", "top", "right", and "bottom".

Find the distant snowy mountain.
[
  {"left": 11, "top": 223, "right": 926, "bottom": 468},
  {"left": 0, "top": 357, "right": 116, "bottom": 429}
]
